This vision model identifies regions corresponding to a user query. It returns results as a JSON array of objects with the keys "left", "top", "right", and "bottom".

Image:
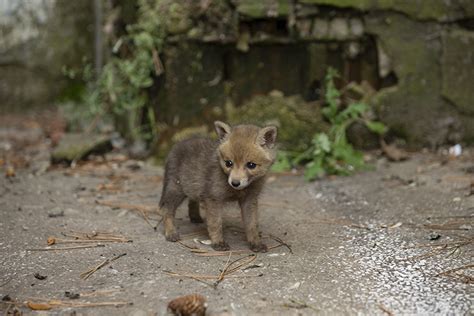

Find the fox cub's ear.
[
  {"left": 258, "top": 126, "right": 277, "bottom": 148},
  {"left": 214, "top": 121, "right": 232, "bottom": 141}
]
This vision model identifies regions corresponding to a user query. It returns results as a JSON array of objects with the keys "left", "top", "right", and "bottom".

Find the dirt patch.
[{"left": 0, "top": 115, "right": 472, "bottom": 315}]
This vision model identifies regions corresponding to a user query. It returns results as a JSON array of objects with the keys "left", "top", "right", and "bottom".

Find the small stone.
[
  {"left": 48, "top": 207, "right": 64, "bottom": 218},
  {"left": 428, "top": 233, "right": 441, "bottom": 240},
  {"left": 328, "top": 18, "right": 349, "bottom": 40},
  {"left": 312, "top": 18, "right": 328, "bottom": 39},
  {"left": 288, "top": 281, "right": 301, "bottom": 290},
  {"left": 34, "top": 273, "right": 47, "bottom": 280},
  {"left": 296, "top": 19, "right": 312, "bottom": 38},
  {"left": 349, "top": 18, "right": 364, "bottom": 37},
  {"left": 64, "top": 291, "right": 80, "bottom": 299}
]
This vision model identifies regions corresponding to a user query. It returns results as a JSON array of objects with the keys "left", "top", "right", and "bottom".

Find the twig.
[
  {"left": 313, "top": 218, "right": 370, "bottom": 230},
  {"left": 215, "top": 252, "right": 233, "bottom": 287},
  {"left": 47, "top": 238, "right": 131, "bottom": 245},
  {"left": 378, "top": 303, "right": 394, "bottom": 316},
  {"left": 96, "top": 200, "right": 157, "bottom": 214},
  {"left": 27, "top": 244, "right": 105, "bottom": 251},
  {"left": 180, "top": 229, "right": 208, "bottom": 240},
  {"left": 26, "top": 299, "right": 132, "bottom": 310},
  {"left": 435, "top": 264, "right": 474, "bottom": 277},
  {"left": 163, "top": 271, "right": 259, "bottom": 280},
  {"left": 152, "top": 48, "right": 164, "bottom": 75},
  {"left": 164, "top": 254, "right": 259, "bottom": 286},
  {"left": 267, "top": 234, "right": 293, "bottom": 254},
  {"left": 399, "top": 239, "right": 472, "bottom": 261},
  {"left": 80, "top": 253, "right": 127, "bottom": 280},
  {"left": 283, "top": 299, "right": 318, "bottom": 312},
  {"left": 62, "top": 231, "right": 131, "bottom": 242},
  {"left": 403, "top": 239, "right": 472, "bottom": 249},
  {"left": 96, "top": 200, "right": 161, "bottom": 229},
  {"left": 0, "top": 276, "right": 13, "bottom": 287},
  {"left": 214, "top": 254, "right": 257, "bottom": 288},
  {"left": 177, "top": 240, "right": 199, "bottom": 250},
  {"left": 79, "top": 289, "right": 122, "bottom": 297},
  {"left": 137, "top": 208, "right": 155, "bottom": 230}
]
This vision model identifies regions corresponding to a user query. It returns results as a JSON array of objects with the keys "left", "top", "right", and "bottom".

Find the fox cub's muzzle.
[{"left": 228, "top": 174, "right": 249, "bottom": 190}]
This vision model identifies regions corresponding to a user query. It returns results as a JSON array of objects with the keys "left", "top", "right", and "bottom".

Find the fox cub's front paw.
[
  {"left": 212, "top": 241, "right": 230, "bottom": 251},
  {"left": 250, "top": 242, "right": 268, "bottom": 253},
  {"left": 165, "top": 232, "right": 180, "bottom": 242}
]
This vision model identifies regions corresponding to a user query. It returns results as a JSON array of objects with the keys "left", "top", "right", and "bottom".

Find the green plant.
[
  {"left": 98, "top": 0, "right": 166, "bottom": 140},
  {"left": 273, "top": 68, "right": 387, "bottom": 180},
  {"left": 63, "top": 0, "right": 166, "bottom": 139}
]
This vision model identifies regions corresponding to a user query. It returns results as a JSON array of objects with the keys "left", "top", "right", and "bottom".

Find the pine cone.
[{"left": 167, "top": 294, "right": 207, "bottom": 316}]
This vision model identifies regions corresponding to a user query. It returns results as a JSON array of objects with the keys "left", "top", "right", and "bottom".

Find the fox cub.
[{"left": 159, "top": 121, "right": 277, "bottom": 252}]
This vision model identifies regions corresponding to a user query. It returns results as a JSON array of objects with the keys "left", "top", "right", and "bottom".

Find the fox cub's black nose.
[{"left": 231, "top": 180, "right": 240, "bottom": 187}]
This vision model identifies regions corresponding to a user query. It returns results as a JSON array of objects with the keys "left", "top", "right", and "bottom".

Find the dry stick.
[
  {"left": 192, "top": 244, "right": 284, "bottom": 257},
  {"left": 27, "top": 244, "right": 105, "bottom": 251},
  {"left": 403, "top": 239, "right": 472, "bottom": 249},
  {"left": 49, "top": 301, "right": 131, "bottom": 308},
  {"left": 27, "top": 300, "right": 131, "bottom": 309},
  {"left": 163, "top": 271, "right": 259, "bottom": 280},
  {"left": 79, "top": 289, "right": 122, "bottom": 297},
  {"left": 96, "top": 200, "right": 156, "bottom": 213},
  {"left": 400, "top": 239, "right": 472, "bottom": 261},
  {"left": 48, "top": 238, "right": 129, "bottom": 245},
  {"left": 284, "top": 298, "right": 318, "bottom": 312},
  {"left": 177, "top": 240, "right": 199, "bottom": 250},
  {"left": 80, "top": 253, "right": 127, "bottom": 280},
  {"left": 214, "top": 254, "right": 257, "bottom": 288},
  {"left": 96, "top": 200, "right": 161, "bottom": 229},
  {"left": 164, "top": 254, "right": 259, "bottom": 286},
  {"left": 267, "top": 234, "right": 293, "bottom": 254},
  {"left": 435, "top": 264, "right": 474, "bottom": 277},
  {"left": 378, "top": 303, "right": 394, "bottom": 316},
  {"left": 62, "top": 231, "right": 130, "bottom": 242},
  {"left": 0, "top": 276, "right": 13, "bottom": 287},
  {"left": 180, "top": 229, "right": 208, "bottom": 240},
  {"left": 215, "top": 252, "right": 233, "bottom": 287},
  {"left": 137, "top": 208, "right": 155, "bottom": 230}
]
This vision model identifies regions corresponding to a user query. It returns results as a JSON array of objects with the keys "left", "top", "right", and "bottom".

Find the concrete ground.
[{"left": 0, "top": 115, "right": 473, "bottom": 315}]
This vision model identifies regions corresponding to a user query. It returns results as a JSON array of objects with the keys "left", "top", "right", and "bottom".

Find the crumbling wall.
[
  {"left": 0, "top": 0, "right": 94, "bottom": 110},
  {"left": 152, "top": 0, "right": 474, "bottom": 147}
]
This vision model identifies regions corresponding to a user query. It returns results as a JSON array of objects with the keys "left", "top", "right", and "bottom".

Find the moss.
[
  {"left": 51, "top": 134, "right": 112, "bottom": 163},
  {"left": 364, "top": 12, "right": 463, "bottom": 147},
  {"left": 164, "top": 2, "right": 192, "bottom": 34},
  {"left": 300, "top": 0, "right": 474, "bottom": 21},
  {"left": 226, "top": 91, "right": 328, "bottom": 152},
  {"left": 441, "top": 29, "right": 474, "bottom": 115},
  {"left": 237, "top": 0, "right": 291, "bottom": 18}
]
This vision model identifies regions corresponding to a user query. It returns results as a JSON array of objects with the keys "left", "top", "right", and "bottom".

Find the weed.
[{"left": 272, "top": 68, "right": 386, "bottom": 180}]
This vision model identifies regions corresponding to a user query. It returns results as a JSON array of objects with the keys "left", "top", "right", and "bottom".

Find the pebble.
[{"left": 48, "top": 207, "right": 64, "bottom": 218}]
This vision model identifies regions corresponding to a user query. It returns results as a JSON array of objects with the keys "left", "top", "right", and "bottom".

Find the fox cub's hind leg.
[
  {"left": 159, "top": 182, "right": 185, "bottom": 242},
  {"left": 188, "top": 200, "right": 203, "bottom": 223}
]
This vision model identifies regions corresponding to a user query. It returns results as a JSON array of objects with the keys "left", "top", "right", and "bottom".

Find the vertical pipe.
[{"left": 94, "top": 0, "right": 103, "bottom": 79}]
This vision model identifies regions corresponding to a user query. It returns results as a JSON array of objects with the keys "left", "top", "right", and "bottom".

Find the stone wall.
[
  {"left": 0, "top": 0, "right": 94, "bottom": 111},
  {"left": 151, "top": 0, "right": 474, "bottom": 147}
]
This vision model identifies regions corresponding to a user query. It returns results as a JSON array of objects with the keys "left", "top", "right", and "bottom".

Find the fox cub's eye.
[
  {"left": 225, "top": 160, "right": 233, "bottom": 168},
  {"left": 246, "top": 162, "right": 257, "bottom": 169}
]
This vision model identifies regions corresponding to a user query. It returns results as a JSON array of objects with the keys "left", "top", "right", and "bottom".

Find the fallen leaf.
[
  {"left": 47, "top": 237, "right": 56, "bottom": 245},
  {"left": 5, "top": 166, "right": 15, "bottom": 178},
  {"left": 27, "top": 301, "right": 52, "bottom": 310},
  {"left": 380, "top": 140, "right": 408, "bottom": 162}
]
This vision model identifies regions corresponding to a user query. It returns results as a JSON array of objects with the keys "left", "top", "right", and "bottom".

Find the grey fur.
[{"left": 159, "top": 123, "right": 277, "bottom": 252}]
